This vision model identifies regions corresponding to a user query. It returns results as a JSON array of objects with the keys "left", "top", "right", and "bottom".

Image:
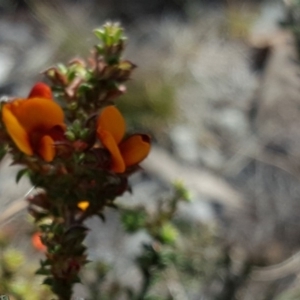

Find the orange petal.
[
  {"left": 97, "top": 106, "right": 125, "bottom": 144},
  {"left": 38, "top": 135, "right": 55, "bottom": 162},
  {"left": 28, "top": 82, "right": 53, "bottom": 99},
  {"left": 2, "top": 104, "right": 33, "bottom": 155},
  {"left": 97, "top": 129, "right": 125, "bottom": 173},
  {"left": 78, "top": 201, "right": 89, "bottom": 211},
  {"left": 31, "top": 232, "right": 46, "bottom": 252},
  {"left": 119, "top": 134, "right": 151, "bottom": 167},
  {"left": 11, "top": 98, "right": 65, "bottom": 133}
]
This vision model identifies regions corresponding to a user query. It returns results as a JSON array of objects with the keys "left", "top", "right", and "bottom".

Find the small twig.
[
  {"left": 252, "top": 250, "right": 300, "bottom": 281},
  {"left": 136, "top": 269, "right": 152, "bottom": 300},
  {"left": 142, "top": 145, "right": 244, "bottom": 210},
  {"left": 0, "top": 186, "right": 35, "bottom": 227}
]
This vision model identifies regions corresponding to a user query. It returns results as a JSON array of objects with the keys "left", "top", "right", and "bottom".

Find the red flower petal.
[
  {"left": 119, "top": 134, "right": 151, "bottom": 167},
  {"left": 28, "top": 82, "right": 53, "bottom": 99}
]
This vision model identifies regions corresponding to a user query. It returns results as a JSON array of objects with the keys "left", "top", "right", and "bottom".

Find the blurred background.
[{"left": 2, "top": 0, "right": 300, "bottom": 299}]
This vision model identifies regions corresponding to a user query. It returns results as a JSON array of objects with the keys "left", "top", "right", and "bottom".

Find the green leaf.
[
  {"left": 16, "top": 168, "right": 29, "bottom": 183},
  {"left": 42, "top": 277, "right": 54, "bottom": 286},
  {"left": 0, "top": 144, "right": 7, "bottom": 161},
  {"left": 36, "top": 267, "right": 50, "bottom": 275},
  {"left": 78, "top": 83, "right": 93, "bottom": 94},
  {"left": 119, "top": 61, "right": 135, "bottom": 71},
  {"left": 64, "top": 226, "right": 88, "bottom": 244},
  {"left": 97, "top": 212, "right": 106, "bottom": 222},
  {"left": 65, "top": 130, "right": 76, "bottom": 141},
  {"left": 57, "top": 63, "right": 67, "bottom": 74},
  {"left": 72, "top": 275, "right": 82, "bottom": 284},
  {"left": 95, "top": 44, "right": 104, "bottom": 55},
  {"left": 39, "top": 224, "right": 50, "bottom": 231},
  {"left": 94, "top": 29, "right": 105, "bottom": 41},
  {"left": 113, "top": 27, "right": 123, "bottom": 41},
  {"left": 40, "top": 259, "right": 51, "bottom": 266}
]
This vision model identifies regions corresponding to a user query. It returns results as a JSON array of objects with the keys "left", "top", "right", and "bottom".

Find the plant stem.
[
  {"left": 52, "top": 280, "right": 73, "bottom": 300},
  {"left": 136, "top": 269, "right": 152, "bottom": 300}
]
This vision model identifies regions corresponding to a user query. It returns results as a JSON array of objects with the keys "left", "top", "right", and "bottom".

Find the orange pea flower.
[
  {"left": 97, "top": 106, "right": 151, "bottom": 173},
  {"left": 77, "top": 201, "right": 90, "bottom": 211},
  {"left": 2, "top": 82, "right": 65, "bottom": 162},
  {"left": 31, "top": 232, "right": 47, "bottom": 252}
]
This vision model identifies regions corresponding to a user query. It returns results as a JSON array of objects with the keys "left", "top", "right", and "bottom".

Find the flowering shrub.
[{"left": 0, "top": 23, "right": 151, "bottom": 299}]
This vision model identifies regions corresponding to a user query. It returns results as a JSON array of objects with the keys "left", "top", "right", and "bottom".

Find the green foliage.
[
  {"left": 117, "top": 184, "right": 201, "bottom": 299},
  {"left": 173, "top": 181, "right": 191, "bottom": 203},
  {"left": 283, "top": 0, "right": 300, "bottom": 59},
  {"left": 0, "top": 232, "right": 52, "bottom": 300},
  {"left": 156, "top": 223, "right": 178, "bottom": 245},
  {"left": 121, "top": 209, "right": 147, "bottom": 233},
  {"left": 78, "top": 182, "right": 223, "bottom": 300},
  {"left": 0, "top": 144, "right": 6, "bottom": 162}
]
